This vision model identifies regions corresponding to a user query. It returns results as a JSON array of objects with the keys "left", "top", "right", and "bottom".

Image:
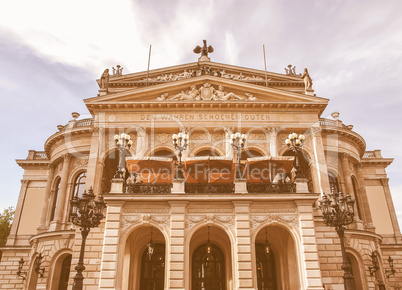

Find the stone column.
[
  {"left": 169, "top": 201, "right": 187, "bottom": 290},
  {"left": 296, "top": 199, "right": 324, "bottom": 290},
  {"left": 224, "top": 126, "right": 233, "bottom": 158},
  {"left": 340, "top": 153, "right": 354, "bottom": 195},
  {"left": 86, "top": 127, "right": 105, "bottom": 193},
  {"left": 37, "top": 164, "right": 56, "bottom": 232},
  {"left": 310, "top": 127, "right": 331, "bottom": 194},
  {"left": 135, "top": 127, "right": 148, "bottom": 157},
  {"left": 99, "top": 201, "right": 125, "bottom": 289},
  {"left": 233, "top": 201, "right": 253, "bottom": 289},
  {"left": 7, "top": 179, "right": 29, "bottom": 246},
  {"left": 53, "top": 153, "right": 72, "bottom": 229},
  {"left": 268, "top": 127, "right": 279, "bottom": 157},
  {"left": 381, "top": 178, "right": 401, "bottom": 235},
  {"left": 356, "top": 164, "right": 375, "bottom": 229}
]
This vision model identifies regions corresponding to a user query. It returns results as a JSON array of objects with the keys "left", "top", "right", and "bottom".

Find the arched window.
[
  {"left": 192, "top": 243, "right": 226, "bottom": 290},
  {"left": 151, "top": 149, "right": 177, "bottom": 160},
  {"left": 140, "top": 243, "right": 165, "bottom": 290},
  {"left": 58, "top": 255, "right": 72, "bottom": 290},
  {"left": 328, "top": 171, "right": 340, "bottom": 193},
  {"left": 73, "top": 172, "right": 86, "bottom": 198},
  {"left": 256, "top": 243, "right": 277, "bottom": 290},
  {"left": 195, "top": 149, "right": 221, "bottom": 157},
  {"left": 49, "top": 177, "right": 61, "bottom": 221}
]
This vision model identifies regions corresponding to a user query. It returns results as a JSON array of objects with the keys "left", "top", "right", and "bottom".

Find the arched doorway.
[
  {"left": 140, "top": 243, "right": 165, "bottom": 290},
  {"left": 190, "top": 225, "right": 232, "bottom": 289},
  {"left": 256, "top": 243, "right": 277, "bottom": 290},
  {"left": 49, "top": 253, "right": 72, "bottom": 290},
  {"left": 122, "top": 226, "right": 166, "bottom": 290},
  {"left": 254, "top": 225, "right": 300, "bottom": 290},
  {"left": 192, "top": 243, "right": 226, "bottom": 290}
]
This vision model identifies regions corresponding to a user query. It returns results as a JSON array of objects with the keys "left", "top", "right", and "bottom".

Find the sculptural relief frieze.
[
  {"left": 185, "top": 214, "right": 235, "bottom": 229},
  {"left": 121, "top": 214, "right": 170, "bottom": 230},
  {"left": 157, "top": 83, "right": 257, "bottom": 102},
  {"left": 250, "top": 214, "right": 298, "bottom": 229}
]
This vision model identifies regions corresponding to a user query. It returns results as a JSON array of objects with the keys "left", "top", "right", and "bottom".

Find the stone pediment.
[
  {"left": 98, "top": 61, "right": 309, "bottom": 95},
  {"left": 86, "top": 76, "right": 328, "bottom": 114}
]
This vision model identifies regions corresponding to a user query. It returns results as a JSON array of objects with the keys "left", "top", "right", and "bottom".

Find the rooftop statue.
[
  {"left": 100, "top": 69, "right": 109, "bottom": 90},
  {"left": 193, "top": 40, "right": 214, "bottom": 61},
  {"left": 301, "top": 68, "right": 314, "bottom": 95}
]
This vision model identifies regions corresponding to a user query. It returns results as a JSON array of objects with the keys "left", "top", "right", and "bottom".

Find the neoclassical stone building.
[{"left": 0, "top": 48, "right": 401, "bottom": 290}]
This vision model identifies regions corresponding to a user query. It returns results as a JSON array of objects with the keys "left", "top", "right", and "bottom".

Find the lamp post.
[
  {"left": 319, "top": 189, "right": 356, "bottom": 290},
  {"left": 285, "top": 133, "right": 305, "bottom": 178},
  {"left": 114, "top": 133, "right": 133, "bottom": 178},
  {"left": 172, "top": 132, "right": 189, "bottom": 179},
  {"left": 69, "top": 187, "right": 107, "bottom": 290},
  {"left": 230, "top": 132, "right": 247, "bottom": 179}
]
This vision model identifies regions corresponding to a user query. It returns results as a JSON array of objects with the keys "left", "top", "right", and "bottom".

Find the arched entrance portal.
[
  {"left": 256, "top": 243, "right": 277, "bottom": 290},
  {"left": 190, "top": 225, "right": 232, "bottom": 289},
  {"left": 255, "top": 225, "right": 300, "bottom": 290},
  {"left": 140, "top": 243, "right": 165, "bottom": 290},
  {"left": 192, "top": 243, "right": 226, "bottom": 290},
  {"left": 122, "top": 226, "right": 166, "bottom": 290}
]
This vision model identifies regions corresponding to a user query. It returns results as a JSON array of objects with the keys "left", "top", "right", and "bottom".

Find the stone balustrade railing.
[{"left": 33, "top": 151, "right": 48, "bottom": 159}]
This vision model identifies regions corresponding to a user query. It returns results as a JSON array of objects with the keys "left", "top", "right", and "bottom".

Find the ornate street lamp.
[
  {"left": 264, "top": 227, "right": 271, "bottom": 256},
  {"left": 114, "top": 133, "right": 133, "bottom": 178},
  {"left": 319, "top": 189, "right": 355, "bottom": 290},
  {"left": 386, "top": 255, "right": 395, "bottom": 278},
  {"left": 172, "top": 132, "right": 189, "bottom": 179},
  {"left": 69, "top": 187, "right": 107, "bottom": 290},
  {"left": 34, "top": 253, "right": 45, "bottom": 277},
  {"left": 16, "top": 257, "right": 27, "bottom": 280},
  {"left": 285, "top": 133, "right": 305, "bottom": 178},
  {"left": 147, "top": 227, "right": 154, "bottom": 260},
  {"left": 230, "top": 132, "right": 247, "bottom": 179}
]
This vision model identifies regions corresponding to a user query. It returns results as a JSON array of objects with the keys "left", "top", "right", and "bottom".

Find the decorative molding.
[
  {"left": 73, "top": 156, "right": 88, "bottom": 168},
  {"left": 187, "top": 209, "right": 233, "bottom": 213},
  {"left": 185, "top": 214, "right": 235, "bottom": 229},
  {"left": 250, "top": 214, "right": 298, "bottom": 229},
  {"left": 251, "top": 208, "right": 296, "bottom": 213},
  {"left": 157, "top": 83, "right": 257, "bottom": 102},
  {"left": 155, "top": 133, "right": 171, "bottom": 144},
  {"left": 120, "top": 214, "right": 170, "bottom": 230},
  {"left": 124, "top": 209, "right": 169, "bottom": 213}
]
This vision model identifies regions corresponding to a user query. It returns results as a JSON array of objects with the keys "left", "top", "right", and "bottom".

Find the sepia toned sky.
[{"left": 0, "top": 0, "right": 401, "bottom": 226}]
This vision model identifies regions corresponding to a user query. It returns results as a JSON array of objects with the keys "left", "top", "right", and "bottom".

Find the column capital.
[
  {"left": 307, "top": 126, "right": 322, "bottom": 137},
  {"left": 381, "top": 178, "right": 389, "bottom": 186},
  {"left": 223, "top": 126, "right": 234, "bottom": 136},
  {"left": 267, "top": 127, "right": 280, "bottom": 136},
  {"left": 63, "top": 153, "right": 72, "bottom": 162},
  {"left": 339, "top": 152, "right": 349, "bottom": 161},
  {"left": 135, "top": 126, "right": 147, "bottom": 137}
]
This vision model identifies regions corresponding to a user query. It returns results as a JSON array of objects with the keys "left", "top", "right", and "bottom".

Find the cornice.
[
  {"left": 16, "top": 159, "right": 49, "bottom": 169},
  {"left": 44, "top": 126, "right": 93, "bottom": 157},
  {"left": 320, "top": 124, "right": 366, "bottom": 155}
]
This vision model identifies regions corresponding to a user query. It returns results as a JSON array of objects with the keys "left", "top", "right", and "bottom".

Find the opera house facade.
[{"left": 0, "top": 45, "right": 401, "bottom": 289}]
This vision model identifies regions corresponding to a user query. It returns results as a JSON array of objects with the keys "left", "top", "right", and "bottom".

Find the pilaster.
[
  {"left": 309, "top": 127, "right": 330, "bottom": 194},
  {"left": 168, "top": 201, "right": 187, "bottom": 290},
  {"left": 268, "top": 127, "right": 279, "bottom": 157},
  {"left": 99, "top": 201, "right": 125, "bottom": 289},
  {"left": 296, "top": 200, "right": 324, "bottom": 290},
  {"left": 7, "top": 179, "right": 29, "bottom": 246},
  {"left": 135, "top": 126, "right": 148, "bottom": 157},
  {"left": 233, "top": 201, "right": 254, "bottom": 289},
  {"left": 381, "top": 178, "right": 401, "bottom": 235}
]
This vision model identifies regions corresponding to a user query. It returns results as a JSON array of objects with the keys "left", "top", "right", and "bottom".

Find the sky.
[{"left": 0, "top": 0, "right": 401, "bottom": 227}]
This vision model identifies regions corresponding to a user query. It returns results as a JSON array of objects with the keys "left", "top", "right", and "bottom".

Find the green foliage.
[{"left": 0, "top": 207, "right": 15, "bottom": 247}]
